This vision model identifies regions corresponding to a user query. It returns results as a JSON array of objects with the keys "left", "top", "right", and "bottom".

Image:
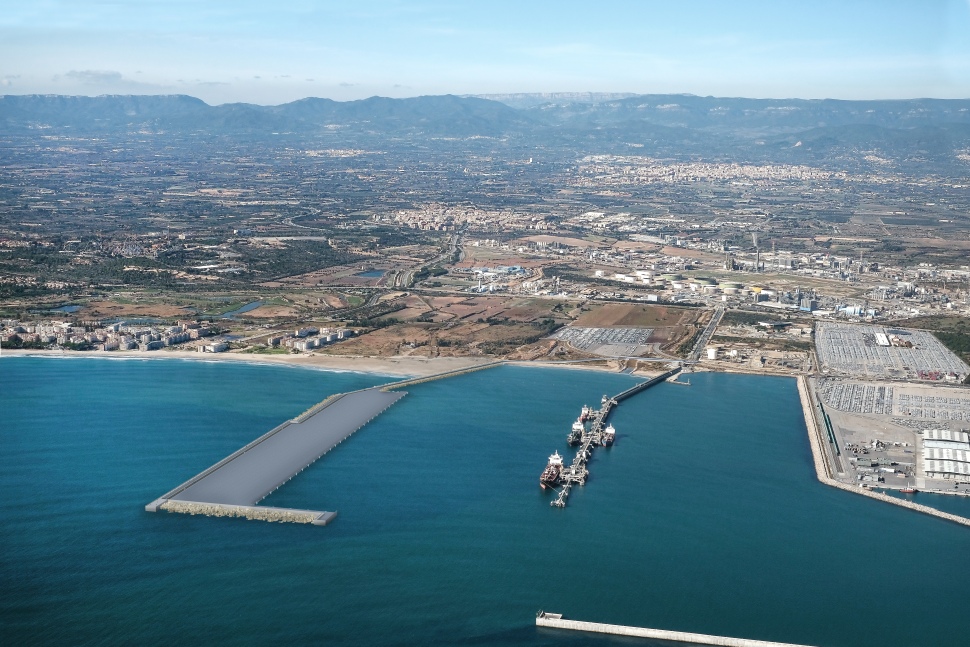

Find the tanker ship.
[{"left": 540, "top": 451, "right": 564, "bottom": 489}]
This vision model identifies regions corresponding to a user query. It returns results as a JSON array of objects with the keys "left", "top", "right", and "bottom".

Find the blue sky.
[{"left": 1, "top": 0, "right": 969, "bottom": 104}]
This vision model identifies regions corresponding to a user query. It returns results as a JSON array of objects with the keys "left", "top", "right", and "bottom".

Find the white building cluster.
[
  {"left": 1, "top": 319, "right": 217, "bottom": 352},
  {"left": 264, "top": 327, "right": 355, "bottom": 352},
  {"left": 573, "top": 155, "right": 847, "bottom": 187},
  {"left": 374, "top": 203, "right": 548, "bottom": 232}
]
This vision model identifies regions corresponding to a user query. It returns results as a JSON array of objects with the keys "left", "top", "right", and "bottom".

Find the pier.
[
  {"left": 380, "top": 360, "right": 504, "bottom": 390},
  {"left": 536, "top": 612, "right": 818, "bottom": 647},
  {"left": 148, "top": 387, "right": 405, "bottom": 524},
  {"left": 148, "top": 361, "right": 504, "bottom": 526},
  {"left": 550, "top": 366, "right": 681, "bottom": 507}
]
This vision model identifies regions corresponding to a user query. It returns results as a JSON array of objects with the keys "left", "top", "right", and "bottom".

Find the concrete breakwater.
[
  {"left": 150, "top": 362, "right": 501, "bottom": 526},
  {"left": 535, "top": 612, "right": 818, "bottom": 647},
  {"left": 158, "top": 500, "right": 337, "bottom": 525},
  {"left": 797, "top": 376, "right": 970, "bottom": 528},
  {"left": 148, "top": 387, "right": 405, "bottom": 525},
  {"left": 380, "top": 360, "right": 504, "bottom": 390}
]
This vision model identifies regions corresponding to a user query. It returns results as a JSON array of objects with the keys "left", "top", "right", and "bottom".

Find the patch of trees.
[{"left": 933, "top": 331, "right": 970, "bottom": 363}]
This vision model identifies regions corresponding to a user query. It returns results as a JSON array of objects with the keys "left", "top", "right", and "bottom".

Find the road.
[{"left": 688, "top": 306, "right": 725, "bottom": 361}]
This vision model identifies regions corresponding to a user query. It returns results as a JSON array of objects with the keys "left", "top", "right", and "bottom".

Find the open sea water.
[{"left": 2, "top": 357, "right": 970, "bottom": 646}]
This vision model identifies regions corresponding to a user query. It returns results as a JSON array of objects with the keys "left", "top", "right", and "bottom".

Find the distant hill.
[
  {"left": 3, "top": 93, "right": 970, "bottom": 171},
  {"left": 519, "top": 94, "right": 970, "bottom": 135},
  {"left": 0, "top": 94, "right": 534, "bottom": 137},
  {"left": 469, "top": 92, "right": 640, "bottom": 109}
]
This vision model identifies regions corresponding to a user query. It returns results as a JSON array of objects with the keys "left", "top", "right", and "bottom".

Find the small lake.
[
  {"left": 220, "top": 301, "right": 263, "bottom": 318},
  {"left": 355, "top": 270, "right": 385, "bottom": 278}
]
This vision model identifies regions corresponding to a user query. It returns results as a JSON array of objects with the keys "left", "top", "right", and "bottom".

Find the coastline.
[
  {"left": 0, "top": 348, "right": 486, "bottom": 378},
  {"left": 0, "top": 348, "right": 672, "bottom": 378}
]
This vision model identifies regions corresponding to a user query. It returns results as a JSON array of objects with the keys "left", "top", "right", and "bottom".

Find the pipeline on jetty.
[
  {"left": 536, "top": 612, "right": 818, "bottom": 647},
  {"left": 550, "top": 366, "right": 681, "bottom": 508}
]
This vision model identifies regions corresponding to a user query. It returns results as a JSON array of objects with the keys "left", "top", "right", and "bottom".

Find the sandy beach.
[
  {"left": 0, "top": 348, "right": 669, "bottom": 378},
  {"left": 0, "top": 347, "right": 500, "bottom": 377}
]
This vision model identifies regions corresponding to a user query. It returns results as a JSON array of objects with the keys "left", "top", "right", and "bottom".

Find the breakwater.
[
  {"left": 148, "top": 387, "right": 404, "bottom": 524},
  {"left": 156, "top": 500, "right": 337, "bottom": 525},
  {"left": 380, "top": 360, "right": 504, "bottom": 390},
  {"left": 149, "top": 361, "right": 503, "bottom": 526},
  {"left": 798, "top": 376, "right": 970, "bottom": 528},
  {"left": 535, "top": 612, "right": 818, "bottom": 647}
]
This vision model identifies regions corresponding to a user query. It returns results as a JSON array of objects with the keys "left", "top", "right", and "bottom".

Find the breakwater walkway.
[
  {"left": 148, "top": 361, "right": 505, "bottom": 526},
  {"left": 536, "top": 612, "right": 818, "bottom": 647},
  {"left": 797, "top": 376, "right": 970, "bottom": 529},
  {"left": 147, "top": 387, "right": 404, "bottom": 525}
]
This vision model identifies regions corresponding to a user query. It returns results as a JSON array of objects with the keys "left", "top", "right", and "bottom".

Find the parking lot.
[
  {"left": 552, "top": 326, "right": 653, "bottom": 357},
  {"left": 815, "top": 322, "right": 969, "bottom": 380},
  {"left": 819, "top": 378, "right": 970, "bottom": 423}
]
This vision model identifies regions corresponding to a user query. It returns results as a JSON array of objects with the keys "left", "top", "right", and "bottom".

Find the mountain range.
[{"left": 3, "top": 93, "right": 970, "bottom": 170}]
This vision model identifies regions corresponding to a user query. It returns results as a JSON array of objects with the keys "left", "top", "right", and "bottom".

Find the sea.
[{"left": 2, "top": 357, "right": 970, "bottom": 647}]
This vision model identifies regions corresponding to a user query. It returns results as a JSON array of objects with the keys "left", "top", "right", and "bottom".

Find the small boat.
[
  {"left": 540, "top": 451, "right": 564, "bottom": 489},
  {"left": 899, "top": 487, "right": 917, "bottom": 494}
]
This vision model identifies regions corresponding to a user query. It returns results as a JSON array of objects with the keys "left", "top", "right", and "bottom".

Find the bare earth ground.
[
  {"left": 245, "top": 305, "right": 302, "bottom": 318},
  {"left": 79, "top": 301, "right": 195, "bottom": 319},
  {"left": 567, "top": 303, "right": 704, "bottom": 354},
  {"left": 572, "top": 303, "right": 697, "bottom": 328}
]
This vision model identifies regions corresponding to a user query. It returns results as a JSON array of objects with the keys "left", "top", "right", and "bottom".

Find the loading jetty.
[
  {"left": 148, "top": 360, "right": 504, "bottom": 526},
  {"left": 536, "top": 612, "right": 818, "bottom": 647},
  {"left": 548, "top": 366, "right": 681, "bottom": 508}
]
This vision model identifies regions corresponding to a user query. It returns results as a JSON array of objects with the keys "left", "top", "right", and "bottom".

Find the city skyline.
[{"left": 2, "top": 0, "right": 970, "bottom": 104}]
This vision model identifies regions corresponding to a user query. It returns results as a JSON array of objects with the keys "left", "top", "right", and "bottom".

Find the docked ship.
[
  {"left": 579, "top": 405, "right": 592, "bottom": 422},
  {"left": 601, "top": 424, "right": 616, "bottom": 446},
  {"left": 567, "top": 419, "right": 584, "bottom": 446},
  {"left": 540, "top": 451, "right": 564, "bottom": 489}
]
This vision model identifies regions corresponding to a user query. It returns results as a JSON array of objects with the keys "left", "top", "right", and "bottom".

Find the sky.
[{"left": 1, "top": 0, "right": 969, "bottom": 105}]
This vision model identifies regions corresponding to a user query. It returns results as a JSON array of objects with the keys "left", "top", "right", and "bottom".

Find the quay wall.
[
  {"left": 535, "top": 615, "right": 816, "bottom": 647},
  {"left": 797, "top": 376, "right": 970, "bottom": 529}
]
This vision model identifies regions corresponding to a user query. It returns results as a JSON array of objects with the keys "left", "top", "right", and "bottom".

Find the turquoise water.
[{"left": 3, "top": 358, "right": 970, "bottom": 646}]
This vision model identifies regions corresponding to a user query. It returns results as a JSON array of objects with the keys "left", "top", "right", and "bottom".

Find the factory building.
[{"left": 922, "top": 429, "right": 970, "bottom": 479}]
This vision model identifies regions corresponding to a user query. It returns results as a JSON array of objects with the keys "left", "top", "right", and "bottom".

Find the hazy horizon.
[
  {"left": 2, "top": 1, "right": 969, "bottom": 105},
  {"left": 4, "top": 91, "right": 970, "bottom": 109}
]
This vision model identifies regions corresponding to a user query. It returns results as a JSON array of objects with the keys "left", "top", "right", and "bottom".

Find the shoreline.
[{"left": 0, "top": 348, "right": 675, "bottom": 379}]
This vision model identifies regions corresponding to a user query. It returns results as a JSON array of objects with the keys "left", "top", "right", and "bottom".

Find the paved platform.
[{"left": 168, "top": 388, "right": 404, "bottom": 506}]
